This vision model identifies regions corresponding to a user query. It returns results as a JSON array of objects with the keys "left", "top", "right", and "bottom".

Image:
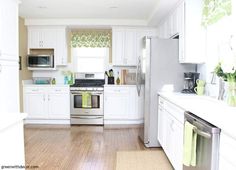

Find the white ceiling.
[{"left": 19, "top": 0, "right": 180, "bottom": 26}]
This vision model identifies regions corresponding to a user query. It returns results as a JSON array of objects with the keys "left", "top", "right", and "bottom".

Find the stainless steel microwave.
[{"left": 27, "top": 54, "right": 54, "bottom": 69}]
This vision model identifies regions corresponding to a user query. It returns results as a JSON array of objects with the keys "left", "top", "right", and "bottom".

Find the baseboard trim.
[
  {"left": 24, "top": 119, "right": 70, "bottom": 125},
  {"left": 104, "top": 119, "right": 143, "bottom": 125}
]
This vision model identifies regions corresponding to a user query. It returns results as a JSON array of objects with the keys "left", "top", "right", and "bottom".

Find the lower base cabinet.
[
  {"left": 24, "top": 86, "right": 70, "bottom": 123},
  {"left": 158, "top": 96, "right": 184, "bottom": 170},
  {"left": 104, "top": 86, "right": 143, "bottom": 124},
  {"left": 219, "top": 132, "right": 236, "bottom": 169}
]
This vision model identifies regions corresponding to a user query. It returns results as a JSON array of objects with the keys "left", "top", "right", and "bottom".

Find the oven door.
[{"left": 70, "top": 90, "right": 103, "bottom": 116}]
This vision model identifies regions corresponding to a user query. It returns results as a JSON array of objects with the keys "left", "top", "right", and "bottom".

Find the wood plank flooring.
[{"left": 24, "top": 125, "right": 157, "bottom": 170}]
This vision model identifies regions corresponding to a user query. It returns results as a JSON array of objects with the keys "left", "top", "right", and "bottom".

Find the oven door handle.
[
  {"left": 71, "top": 92, "right": 103, "bottom": 95},
  {"left": 71, "top": 116, "right": 103, "bottom": 119}
]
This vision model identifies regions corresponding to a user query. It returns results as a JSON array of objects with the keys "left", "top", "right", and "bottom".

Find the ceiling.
[{"left": 19, "top": 0, "right": 180, "bottom": 26}]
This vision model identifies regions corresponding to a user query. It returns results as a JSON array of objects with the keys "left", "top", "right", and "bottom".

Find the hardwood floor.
[{"left": 24, "top": 125, "right": 154, "bottom": 170}]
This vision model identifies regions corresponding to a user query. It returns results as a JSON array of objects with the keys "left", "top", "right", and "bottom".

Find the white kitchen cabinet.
[
  {"left": 0, "top": 60, "right": 19, "bottom": 113},
  {"left": 104, "top": 86, "right": 142, "bottom": 124},
  {"left": 158, "top": 96, "right": 184, "bottom": 170},
  {"left": 219, "top": 132, "right": 236, "bottom": 170},
  {"left": 47, "top": 88, "right": 70, "bottom": 119},
  {"left": 179, "top": 0, "right": 206, "bottom": 63},
  {"left": 24, "top": 86, "right": 70, "bottom": 122},
  {"left": 28, "top": 27, "right": 56, "bottom": 49},
  {"left": 0, "top": 0, "right": 18, "bottom": 61},
  {"left": 28, "top": 26, "right": 68, "bottom": 66},
  {"left": 55, "top": 28, "right": 67, "bottom": 65},
  {"left": 112, "top": 28, "right": 137, "bottom": 66},
  {"left": 24, "top": 89, "right": 46, "bottom": 119},
  {"left": 157, "top": 0, "right": 206, "bottom": 63}
]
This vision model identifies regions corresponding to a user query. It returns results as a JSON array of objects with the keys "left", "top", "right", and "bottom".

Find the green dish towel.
[
  {"left": 82, "top": 92, "right": 92, "bottom": 108},
  {"left": 183, "top": 121, "right": 198, "bottom": 167}
]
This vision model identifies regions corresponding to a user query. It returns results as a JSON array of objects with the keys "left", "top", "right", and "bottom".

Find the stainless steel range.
[{"left": 70, "top": 73, "right": 105, "bottom": 125}]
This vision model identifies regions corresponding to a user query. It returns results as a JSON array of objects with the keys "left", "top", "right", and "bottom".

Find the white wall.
[{"left": 198, "top": 0, "right": 236, "bottom": 97}]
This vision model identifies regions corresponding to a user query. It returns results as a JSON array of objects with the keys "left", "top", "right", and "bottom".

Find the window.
[{"left": 72, "top": 47, "right": 109, "bottom": 73}]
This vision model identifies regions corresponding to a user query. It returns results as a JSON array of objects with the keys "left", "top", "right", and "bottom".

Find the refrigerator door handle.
[{"left": 136, "top": 57, "right": 141, "bottom": 96}]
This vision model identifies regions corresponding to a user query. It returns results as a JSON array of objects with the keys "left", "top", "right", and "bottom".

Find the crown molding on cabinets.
[{"left": 24, "top": 18, "right": 148, "bottom": 26}]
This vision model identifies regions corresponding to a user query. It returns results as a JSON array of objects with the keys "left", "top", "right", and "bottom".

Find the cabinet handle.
[
  {"left": 0, "top": 64, "right": 2, "bottom": 73},
  {"left": 0, "top": 50, "right": 2, "bottom": 56},
  {"left": 32, "top": 89, "right": 39, "bottom": 92},
  {"left": 48, "top": 95, "right": 50, "bottom": 101},
  {"left": 55, "top": 89, "right": 61, "bottom": 92},
  {"left": 43, "top": 95, "right": 45, "bottom": 101}
]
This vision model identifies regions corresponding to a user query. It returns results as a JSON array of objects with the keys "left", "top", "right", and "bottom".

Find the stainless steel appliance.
[
  {"left": 184, "top": 112, "right": 221, "bottom": 170},
  {"left": 182, "top": 72, "right": 200, "bottom": 93},
  {"left": 27, "top": 54, "right": 54, "bottom": 69},
  {"left": 70, "top": 73, "right": 105, "bottom": 125},
  {"left": 138, "top": 37, "right": 195, "bottom": 147}
]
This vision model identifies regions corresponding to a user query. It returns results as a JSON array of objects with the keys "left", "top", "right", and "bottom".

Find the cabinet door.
[
  {"left": 41, "top": 29, "right": 56, "bottom": 48},
  {"left": 24, "top": 92, "right": 47, "bottom": 119},
  {"left": 0, "top": 0, "right": 18, "bottom": 59},
  {"left": 28, "top": 28, "right": 41, "bottom": 48},
  {"left": 182, "top": 0, "right": 206, "bottom": 63},
  {"left": 104, "top": 88, "right": 129, "bottom": 119},
  {"left": 125, "top": 29, "right": 137, "bottom": 65},
  {"left": 55, "top": 29, "right": 67, "bottom": 65},
  {"left": 178, "top": 2, "right": 185, "bottom": 63},
  {"left": 47, "top": 92, "right": 70, "bottom": 119},
  {"left": 172, "top": 119, "right": 184, "bottom": 170},
  {"left": 157, "top": 105, "right": 166, "bottom": 147},
  {"left": 0, "top": 61, "right": 19, "bottom": 113},
  {"left": 112, "top": 29, "right": 125, "bottom": 65}
]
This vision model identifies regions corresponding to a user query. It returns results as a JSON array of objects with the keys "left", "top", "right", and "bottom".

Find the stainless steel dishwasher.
[{"left": 184, "top": 112, "right": 221, "bottom": 170}]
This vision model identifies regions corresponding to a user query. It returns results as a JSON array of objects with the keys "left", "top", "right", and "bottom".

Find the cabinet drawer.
[
  {"left": 48, "top": 87, "right": 69, "bottom": 94},
  {"left": 24, "top": 87, "right": 44, "bottom": 93},
  {"left": 164, "top": 100, "right": 184, "bottom": 124},
  {"left": 105, "top": 88, "right": 129, "bottom": 94},
  {"left": 220, "top": 132, "right": 236, "bottom": 167}
]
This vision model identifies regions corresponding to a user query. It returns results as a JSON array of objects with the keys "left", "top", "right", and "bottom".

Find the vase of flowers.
[{"left": 215, "top": 61, "right": 236, "bottom": 106}]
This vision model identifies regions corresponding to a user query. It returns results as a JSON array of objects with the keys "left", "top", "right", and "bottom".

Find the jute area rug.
[{"left": 116, "top": 150, "right": 173, "bottom": 170}]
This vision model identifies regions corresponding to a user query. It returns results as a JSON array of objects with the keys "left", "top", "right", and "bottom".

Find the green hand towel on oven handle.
[
  {"left": 82, "top": 92, "right": 92, "bottom": 108},
  {"left": 183, "top": 121, "right": 197, "bottom": 167}
]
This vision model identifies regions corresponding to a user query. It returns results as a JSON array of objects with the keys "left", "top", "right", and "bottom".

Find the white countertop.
[
  {"left": 158, "top": 92, "right": 236, "bottom": 139},
  {"left": 104, "top": 84, "right": 136, "bottom": 87},
  {"left": 0, "top": 113, "right": 27, "bottom": 132},
  {"left": 22, "top": 80, "right": 69, "bottom": 87}
]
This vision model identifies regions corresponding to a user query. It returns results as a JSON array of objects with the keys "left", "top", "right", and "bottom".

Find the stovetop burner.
[{"left": 70, "top": 79, "right": 105, "bottom": 87}]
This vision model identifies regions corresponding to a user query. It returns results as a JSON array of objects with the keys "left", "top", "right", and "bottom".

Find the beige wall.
[{"left": 19, "top": 17, "right": 32, "bottom": 112}]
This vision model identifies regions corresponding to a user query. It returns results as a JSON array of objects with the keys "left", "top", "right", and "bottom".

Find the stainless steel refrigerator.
[{"left": 137, "top": 37, "right": 194, "bottom": 147}]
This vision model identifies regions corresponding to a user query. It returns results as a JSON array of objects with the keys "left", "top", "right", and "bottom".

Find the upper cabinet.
[
  {"left": 157, "top": 0, "right": 206, "bottom": 64},
  {"left": 112, "top": 27, "right": 137, "bottom": 66},
  {"left": 182, "top": 0, "right": 206, "bottom": 64},
  {"left": 28, "top": 27, "right": 56, "bottom": 49},
  {"left": 0, "top": 0, "right": 18, "bottom": 61},
  {"left": 112, "top": 27, "right": 157, "bottom": 66},
  {"left": 27, "top": 26, "right": 68, "bottom": 66}
]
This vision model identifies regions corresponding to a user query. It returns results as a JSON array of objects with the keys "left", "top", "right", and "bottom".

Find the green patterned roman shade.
[
  {"left": 202, "top": 0, "right": 232, "bottom": 27},
  {"left": 71, "top": 30, "right": 111, "bottom": 48}
]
